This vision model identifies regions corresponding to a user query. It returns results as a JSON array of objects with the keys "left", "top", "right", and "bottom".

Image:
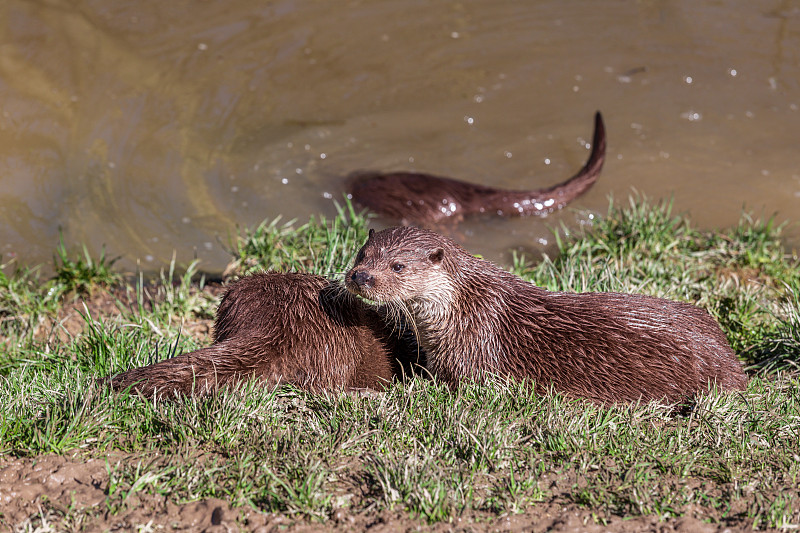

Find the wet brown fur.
[
  {"left": 111, "top": 271, "right": 422, "bottom": 398},
  {"left": 345, "top": 226, "right": 748, "bottom": 404},
  {"left": 348, "top": 112, "right": 605, "bottom": 225}
]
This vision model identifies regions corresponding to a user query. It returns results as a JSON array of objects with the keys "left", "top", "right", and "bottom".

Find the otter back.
[{"left": 111, "top": 271, "right": 422, "bottom": 398}]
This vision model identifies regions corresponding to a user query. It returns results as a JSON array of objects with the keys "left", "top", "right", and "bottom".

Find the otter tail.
[
  {"left": 482, "top": 112, "right": 606, "bottom": 217},
  {"left": 552, "top": 111, "right": 606, "bottom": 197},
  {"left": 533, "top": 111, "right": 606, "bottom": 206}
]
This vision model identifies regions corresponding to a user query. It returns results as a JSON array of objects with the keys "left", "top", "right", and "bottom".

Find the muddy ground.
[{"left": 0, "top": 453, "right": 747, "bottom": 533}]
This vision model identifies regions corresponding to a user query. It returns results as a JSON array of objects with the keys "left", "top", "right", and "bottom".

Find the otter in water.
[
  {"left": 111, "top": 271, "right": 422, "bottom": 398},
  {"left": 348, "top": 112, "right": 606, "bottom": 225},
  {"left": 345, "top": 227, "right": 748, "bottom": 404}
]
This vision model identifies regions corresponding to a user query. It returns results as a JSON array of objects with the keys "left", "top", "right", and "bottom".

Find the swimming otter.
[
  {"left": 345, "top": 227, "right": 748, "bottom": 404},
  {"left": 111, "top": 271, "right": 422, "bottom": 398},
  {"left": 348, "top": 112, "right": 605, "bottom": 225}
]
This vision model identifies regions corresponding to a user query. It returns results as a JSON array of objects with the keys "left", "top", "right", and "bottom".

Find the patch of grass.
[
  {"left": 52, "top": 233, "right": 122, "bottom": 296},
  {"left": 0, "top": 261, "right": 61, "bottom": 340},
  {"left": 129, "top": 257, "right": 217, "bottom": 324},
  {"left": 746, "top": 284, "right": 800, "bottom": 373},
  {"left": 230, "top": 198, "right": 370, "bottom": 277},
  {"left": 2, "top": 371, "right": 799, "bottom": 528}
]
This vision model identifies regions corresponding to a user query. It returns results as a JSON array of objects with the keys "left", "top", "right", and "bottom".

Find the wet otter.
[
  {"left": 348, "top": 112, "right": 605, "bottom": 225},
  {"left": 111, "top": 271, "right": 422, "bottom": 398},
  {"left": 345, "top": 227, "right": 748, "bottom": 404}
]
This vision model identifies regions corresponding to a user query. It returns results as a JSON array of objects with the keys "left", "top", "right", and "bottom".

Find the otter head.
[{"left": 345, "top": 227, "right": 455, "bottom": 318}]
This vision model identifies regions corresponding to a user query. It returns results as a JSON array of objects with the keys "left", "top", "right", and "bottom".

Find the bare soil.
[{"left": 0, "top": 453, "right": 756, "bottom": 532}]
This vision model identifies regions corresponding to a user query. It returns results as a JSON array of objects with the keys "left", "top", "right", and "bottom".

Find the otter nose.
[{"left": 351, "top": 269, "right": 375, "bottom": 289}]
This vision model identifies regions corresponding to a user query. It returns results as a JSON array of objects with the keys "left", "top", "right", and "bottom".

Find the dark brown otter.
[
  {"left": 348, "top": 112, "right": 605, "bottom": 225},
  {"left": 345, "top": 227, "right": 748, "bottom": 404},
  {"left": 111, "top": 271, "right": 422, "bottom": 398}
]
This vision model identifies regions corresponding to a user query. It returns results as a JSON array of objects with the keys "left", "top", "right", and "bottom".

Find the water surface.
[{"left": 1, "top": 0, "right": 798, "bottom": 274}]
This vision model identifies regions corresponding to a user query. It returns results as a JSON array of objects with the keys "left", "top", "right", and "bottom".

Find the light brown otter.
[
  {"left": 348, "top": 112, "right": 605, "bottom": 225},
  {"left": 111, "top": 271, "right": 422, "bottom": 398},
  {"left": 345, "top": 227, "right": 748, "bottom": 404}
]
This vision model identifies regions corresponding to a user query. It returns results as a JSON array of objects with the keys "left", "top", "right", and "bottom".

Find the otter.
[
  {"left": 347, "top": 112, "right": 605, "bottom": 225},
  {"left": 111, "top": 271, "right": 422, "bottom": 398},
  {"left": 345, "top": 227, "right": 748, "bottom": 404}
]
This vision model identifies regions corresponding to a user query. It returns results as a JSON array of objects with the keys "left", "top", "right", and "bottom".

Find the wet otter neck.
[{"left": 406, "top": 251, "right": 539, "bottom": 381}]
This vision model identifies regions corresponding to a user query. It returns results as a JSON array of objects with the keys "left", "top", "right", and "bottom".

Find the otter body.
[
  {"left": 348, "top": 112, "right": 605, "bottom": 225},
  {"left": 346, "top": 227, "right": 748, "bottom": 404},
  {"left": 111, "top": 271, "right": 421, "bottom": 398}
]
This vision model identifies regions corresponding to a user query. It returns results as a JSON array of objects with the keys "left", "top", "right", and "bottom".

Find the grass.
[
  {"left": 229, "top": 199, "right": 370, "bottom": 278},
  {"left": 1, "top": 196, "right": 799, "bottom": 530},
  {"left": 52, "top": 231, "right": 122, "bottom": 296}
]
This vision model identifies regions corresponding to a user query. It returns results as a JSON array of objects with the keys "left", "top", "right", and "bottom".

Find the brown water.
[{"left": 1, "top": 0, "right": 799, "bottom": 275}]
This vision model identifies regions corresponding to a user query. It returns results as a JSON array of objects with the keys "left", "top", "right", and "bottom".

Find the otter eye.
[{"left": 391, "top": 263, "right": 405, "bottom": 273}]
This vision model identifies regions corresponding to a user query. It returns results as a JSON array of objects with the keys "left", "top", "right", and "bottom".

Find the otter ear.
[
  {"left": 368, "top": 228, "right": 375, "bottom": 240},
  {"left": 428, "top": 248, "right": 444, "bottom": 264}
]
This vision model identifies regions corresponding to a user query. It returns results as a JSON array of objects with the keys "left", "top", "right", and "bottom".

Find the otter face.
[{"left": 345, "top": 227, "right": 453, "bottom": 310}]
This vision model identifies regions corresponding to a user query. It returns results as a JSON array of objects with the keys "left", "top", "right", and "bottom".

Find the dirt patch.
[
  {"left": 0, "top": 454, "right": 754, "bottom": 532},
  {"left": 0, "top": 454, "right": 108, "bottom": 530}
]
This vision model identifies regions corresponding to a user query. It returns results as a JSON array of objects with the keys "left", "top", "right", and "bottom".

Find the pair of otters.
[{"left": 113, "top": 226, "right": 748, "bottom": 404}]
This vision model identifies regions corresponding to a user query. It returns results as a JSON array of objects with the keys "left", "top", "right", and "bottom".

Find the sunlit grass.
[{"left": 1, "top": 195, "right": 798, "bottom": 529}]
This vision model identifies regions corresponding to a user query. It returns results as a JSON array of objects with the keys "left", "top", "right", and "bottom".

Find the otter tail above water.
[{"left": 348, "top": 112, "right": 606, "bottom": 225}]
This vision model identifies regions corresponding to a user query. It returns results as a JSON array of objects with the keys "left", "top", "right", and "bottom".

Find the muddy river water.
[{"left": 1, "top": 0, "right": 799, "bottom": 275}]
